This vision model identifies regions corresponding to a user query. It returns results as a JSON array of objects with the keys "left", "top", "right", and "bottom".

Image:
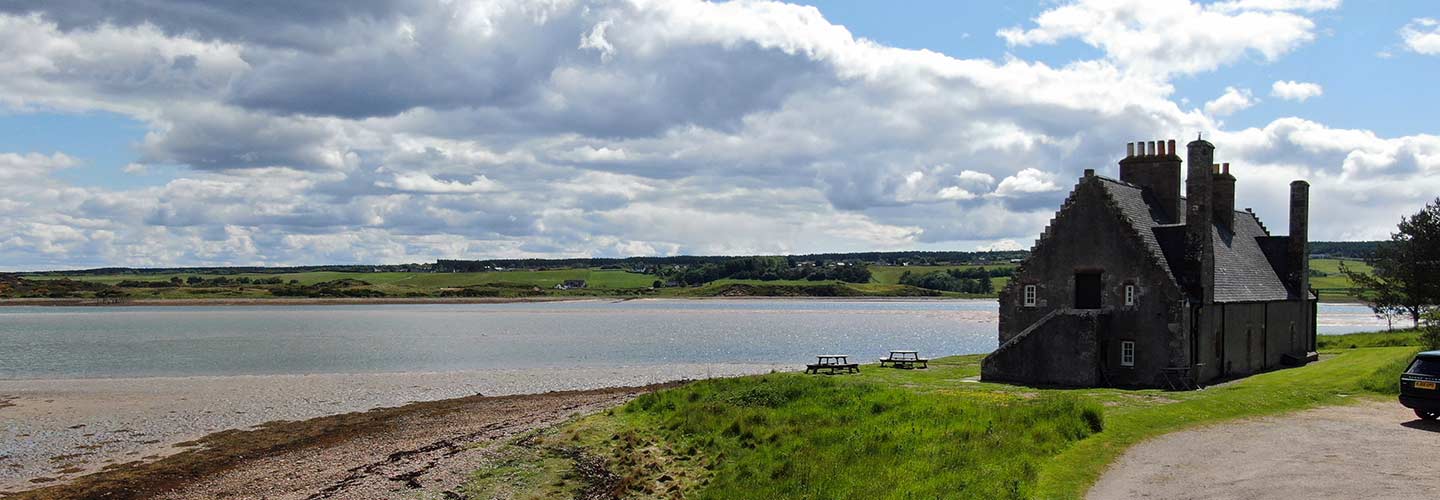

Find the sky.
[{"left": 0, "top": 0, "right": 1436, "bottom": 270}]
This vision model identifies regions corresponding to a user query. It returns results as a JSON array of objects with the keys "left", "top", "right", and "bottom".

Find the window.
[
  {"left": 1124, "top": 284, "right": 1135, "bottom": 306},
  {"left": 1407, "top": 358, "right": 1440, "bottom": 376},
  {"left": 1121, "top": 341, "right": 1136, "bottom": 367},
  {"left": 1075, "top": 272, "right": 1102, "bottom": 309},
  {"left": 1023, "top": 285, "right": 1037, "bottom": 307}
]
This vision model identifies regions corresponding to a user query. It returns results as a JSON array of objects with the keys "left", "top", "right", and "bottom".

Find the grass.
[
  {"left": 461, "top": 343, "right": 1418, "bottom": 500},
  {"left": 1309, "top": 258, "right": 1370, "bottom": 301},
  {"left": 14, "top": 258, "right": 1365, "bottom": 301},
  {"left": 1317, "top": 329, "right": 1423, "bottom": 350}
]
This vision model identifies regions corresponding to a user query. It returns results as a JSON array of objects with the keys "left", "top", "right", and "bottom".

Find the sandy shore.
[
  {"left": 0, "top": 296, "right": 973, "bottom": 307},
  {"left": 0, "top": 296, "right": 597, "bottom": 307},
  {"left": 0, "top": 363, "right": 783, "bottom": 495}
]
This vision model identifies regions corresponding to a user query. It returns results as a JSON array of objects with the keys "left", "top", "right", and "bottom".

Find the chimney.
[
  {"left": 1289, "top": 180, "right": 1309, "bottom": 297},
  {"left": 1118, "top": 138, "right": 1182, "bottom": 224},
  {"left": 1212, "top": 162, "right": 1235, "bottom": 231},
  {"left": 1185, "top": 136, "right": 1215, "bottom": 303}
]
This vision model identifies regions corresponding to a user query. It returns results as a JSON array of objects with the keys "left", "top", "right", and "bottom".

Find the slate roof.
[{"left": 1094, "top": 176, "right": 1294, "bottom": 303}]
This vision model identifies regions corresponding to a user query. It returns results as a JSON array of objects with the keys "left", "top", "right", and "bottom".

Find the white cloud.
[
  {"left": 998, "top": 0, "right": 1332, "bottom": 77},
  {"left": 977, "top": 239, "right": 1024, "bottom": 252},
  {"left": 0, "top": 1, "right": 1429, "bottom": 269},
  {"left": 1209, "top": 0, "right": 1341, "bottom": 12},
  {"left": 377, "top": 172, "right": 503, "bottom": 194},
  {"left": 1401, "top": 18, "right": 1440, "bottom": 55},
  {"left": 1204, "top": 87, "right": 1257, "bottom": 116},
  {"left": 992, "top": 169, "right": 1061, "bottom": 197},
  {"left": 1270, "top": 80, "right": 1323, "bottom": 101}
]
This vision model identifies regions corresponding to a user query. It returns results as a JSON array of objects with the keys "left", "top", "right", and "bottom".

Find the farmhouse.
[
  {"left": 982, "top": 137, "right": 1317, "bottom": 389},
  {"left": 556, "top": 279, "right": 588, "bottom": 290}
]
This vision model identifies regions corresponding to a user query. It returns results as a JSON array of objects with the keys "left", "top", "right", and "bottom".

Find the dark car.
[{"left": 1400, "top": 350, "right": 1440, "bottom": 421}]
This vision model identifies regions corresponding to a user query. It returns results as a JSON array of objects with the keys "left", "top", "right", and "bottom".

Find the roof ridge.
[{"left": 1093, "top": 180, "right": 1182, "bottom": 291}]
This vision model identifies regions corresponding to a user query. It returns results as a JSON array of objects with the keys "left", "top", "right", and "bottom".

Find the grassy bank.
[
  {"left": 14, "top": 257, "right": 1365, "bottom": 302},
  {"left": 460, "top": 341, "right": 1418, "bottom": 499}
]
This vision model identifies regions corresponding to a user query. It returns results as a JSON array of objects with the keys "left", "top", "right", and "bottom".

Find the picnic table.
[
  {"left": 806, "top": 354, "right": 859, "bottom": 374},
  {"left": 879, "top": 350, "right": 929, "bottom": 369}
]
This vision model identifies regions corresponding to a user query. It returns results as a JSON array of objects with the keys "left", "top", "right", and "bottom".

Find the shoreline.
[
  {"left": 0, "top": 364, "right": 785, "bottom": 495},
  {"left": 0, "top": 295, "right": 988, "bottom": 307},
  {"left": 6, "top": 383, "right": 682, "bottom": 500}
]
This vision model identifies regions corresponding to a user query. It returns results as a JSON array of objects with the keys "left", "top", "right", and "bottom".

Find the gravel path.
[
  {"left": 0, "top": 363, "right": 781, "bottom": 494},
  {"left": 1088, "top": 399, "right": 1440, "bottom": 500}
]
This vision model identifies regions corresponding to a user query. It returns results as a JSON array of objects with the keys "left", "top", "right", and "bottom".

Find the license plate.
[{"left": 1416, "top": 381, "right": 1437, "bottom": 390}]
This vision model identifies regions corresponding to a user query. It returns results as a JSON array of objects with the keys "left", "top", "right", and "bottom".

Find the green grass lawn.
[
  {"left": 1309, "top": 258, "right": 1370, "bottom": 301},
  {"left": 460, "top": 342, "right": 1417, "bottom": 499}
]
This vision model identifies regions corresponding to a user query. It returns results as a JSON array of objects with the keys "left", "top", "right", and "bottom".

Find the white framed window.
[
  {"left": 1023, "top": 285, "right": 1037, "bottom": 307},
  {"left": 1121, "top": 341, "right": 1136, "bottom": 367},
  {"left": 1124, "top": 284, "right": 1135, "bottom": 306}
]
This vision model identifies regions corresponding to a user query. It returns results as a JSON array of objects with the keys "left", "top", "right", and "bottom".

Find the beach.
[{"left": 0, "top": 363, "right": 782, "bottom": 496}]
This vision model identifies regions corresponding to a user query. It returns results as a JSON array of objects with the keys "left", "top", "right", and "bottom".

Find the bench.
[
  {"left": 806, "top": 355, "right": 858, "bottom": 374},
  {"left": 806, "top": 363, "right": 859, "bottom": 374},
  {"left": 879, "top": 350, "right": 928, "bottom": 369},
  {"left": 879, "top": 357, "right": 929, "bottom": 369}
]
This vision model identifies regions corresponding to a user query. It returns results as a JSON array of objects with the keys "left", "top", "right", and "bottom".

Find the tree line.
[
  {"left": 1342, "top": 197, "right": 1440, "bottom": 347},
  {"left": 898, "top": 267, "right": 1011, "bottom": 294}
]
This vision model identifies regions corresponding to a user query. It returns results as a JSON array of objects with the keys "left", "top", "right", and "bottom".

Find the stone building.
[{"left": 981, "top": 137, "right": 1317, "bottom": 389}]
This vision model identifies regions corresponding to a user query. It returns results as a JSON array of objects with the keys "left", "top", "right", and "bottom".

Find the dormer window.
[
  {"left": 1023, "top": 285, "right": 1037, "bottom": 307},
  {"left": 1124, "top": 284, "right": 1135, "bottom": 306}
]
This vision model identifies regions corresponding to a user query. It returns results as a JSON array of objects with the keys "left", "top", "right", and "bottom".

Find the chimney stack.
[
  {"left": 1119, "top": 138, "right": 1182, "bottom": 224},
  {"left": 1212, "top": 162, "right": 1236, "bottom": 231},
  {"left": 1289, "top": 180, "right": 1309, "bottom": 297},
  {"left": 1186, "top": 136, "right": 1216, "bottom": 303}
]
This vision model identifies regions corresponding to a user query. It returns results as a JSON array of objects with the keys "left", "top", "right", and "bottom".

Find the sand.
[
  {"left": 1088, "top": 399, "right": 1440, "bottom": 500},
  {"left": 0, "top": 363, "right": 783, "bottom": 495}
]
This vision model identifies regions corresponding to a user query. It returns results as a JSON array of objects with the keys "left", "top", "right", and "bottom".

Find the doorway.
[{"left": 1075, "top": 272, "right": 1102, "bottom": 309}]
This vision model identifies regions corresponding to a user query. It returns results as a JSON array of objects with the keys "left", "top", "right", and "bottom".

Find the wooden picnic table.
[
  {"left": 806, "top": 354, "right": 859, "bottom": 374},
  {"left": 879, "top": 350, "right": 929, "bottom": 369}
]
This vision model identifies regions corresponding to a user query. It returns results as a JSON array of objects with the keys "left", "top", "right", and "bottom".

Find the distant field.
[
  {"left": 1309, "top": 258, "right": 1370, "bottom": 301},
  {"left": 16, "top": 258, "right": 1368, "bottom": 301},
  {"left": 20, "top": 269, "right": 657, "bottom": 293}
]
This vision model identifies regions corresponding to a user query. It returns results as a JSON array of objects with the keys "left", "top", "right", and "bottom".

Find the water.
[{"left": 0, "top": 300, "right": 1391, "bottom": 380}]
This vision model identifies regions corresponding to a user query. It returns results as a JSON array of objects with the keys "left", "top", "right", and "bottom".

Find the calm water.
[{"left": 0, "top": 300, "right": 1389, "bottom": 380}]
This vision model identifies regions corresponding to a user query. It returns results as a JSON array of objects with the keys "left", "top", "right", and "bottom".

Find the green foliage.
[
  {"left": 1317, "top": 330, "right": 1422, "bottom": 350},
  {"left": 898, "top": 267, "right": 1003, "bottom": 293},
  {"left": 1422, "top": 309, "right": 1440, "bottom": 350},
  {"left": 1343, "top": 197, "right": 1440, "bottom": 326},
  {"left": 614, "top": 374, "right": 1103, "bottom": 500}
]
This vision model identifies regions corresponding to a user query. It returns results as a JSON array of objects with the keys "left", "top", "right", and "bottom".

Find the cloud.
[
  {"left": 0, "top": 152, "right": 77, "bottom": 180},
  {"left": 1401, "top": 18, "right": 1440, "bottom": 55},
  {"left": 1270, "top": 80, "right": 1323, "bottom": 101},
  {"left": 998, "top": 0, "right": 1332, "bottom": 77},
  {"left": 0, "top": 0, "right": 1430, "bottom": 269},
  {"left": 1204, "top": 87, "right": 1257, "bottom": 116},
  {"left": 376, "top": 172, "right": 503, "bottom": 194}
]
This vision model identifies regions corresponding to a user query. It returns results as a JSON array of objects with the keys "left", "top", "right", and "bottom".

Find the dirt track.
[{"left": 1089, "top": 399, "right": 1440, "bottom": 500}]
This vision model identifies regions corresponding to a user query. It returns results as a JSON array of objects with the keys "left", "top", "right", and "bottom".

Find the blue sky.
[
  {"left": 0, "top": 0, "right": 1437, "bottom": 269},
  {"left": 812, "top": 0, "right": 1437, "bottom": 136}
]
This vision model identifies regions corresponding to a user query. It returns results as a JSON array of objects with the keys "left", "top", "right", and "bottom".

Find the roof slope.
[{"left": 1094, "top": 176, "right": 1293, "bottom": 303}]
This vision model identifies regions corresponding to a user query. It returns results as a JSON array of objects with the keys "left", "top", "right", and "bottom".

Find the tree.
[
  {"left": 1344, "top": 197, "right": 1440, "bottom": 328},
  {"left": 1422, "top": 309, "right": 1440, "bottom": 351}
]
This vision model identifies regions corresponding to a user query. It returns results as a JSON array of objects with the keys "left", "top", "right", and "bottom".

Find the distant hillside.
[
  {"left": 1309, "top": 241, "right": 1383, "bottom": 260},
  {"left": 16, "top": 243, "right": 1374, "bottom": 277}
]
